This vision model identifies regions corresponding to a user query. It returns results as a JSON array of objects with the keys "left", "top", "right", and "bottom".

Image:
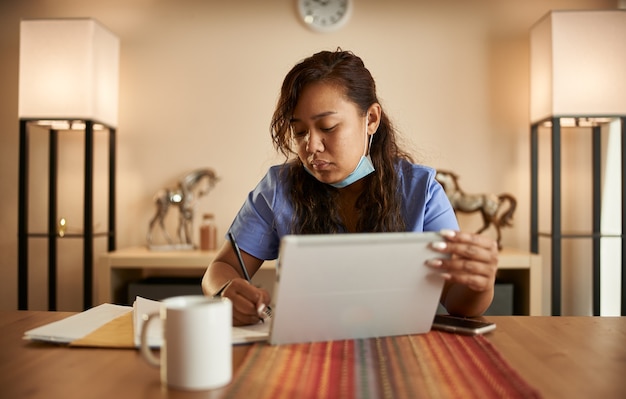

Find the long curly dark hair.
[{"left": 270, "top": 50, "right": 413, "bottom": 234}]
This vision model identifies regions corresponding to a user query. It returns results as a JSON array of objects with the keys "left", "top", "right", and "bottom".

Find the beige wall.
[{"left": 0, "top": 0, "right": 617, "bottom": 312}]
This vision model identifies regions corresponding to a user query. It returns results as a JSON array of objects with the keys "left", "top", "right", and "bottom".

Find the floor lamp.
[
  {"left": 529, "top": 10, "right": 626, "bottom": 316},
  {"left": 18, "top": 19, "right": 120, "bottom": 310}
]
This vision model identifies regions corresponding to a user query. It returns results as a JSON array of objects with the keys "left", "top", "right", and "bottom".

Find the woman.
[{"left": 202, "top": 50, "right": 498, "bottom": 326}]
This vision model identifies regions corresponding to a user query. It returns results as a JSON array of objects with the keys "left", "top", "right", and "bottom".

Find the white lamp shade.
[
  {"left": 530, "top": 10, "right": 626, "bottom": 123},
  {"left": 18, "top": 19, "right": 120, "bottom": 128}
]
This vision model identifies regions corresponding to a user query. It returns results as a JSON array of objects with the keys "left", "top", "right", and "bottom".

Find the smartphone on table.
[{"left": 432, "top": 315, "right": 496, "bottom": 335}]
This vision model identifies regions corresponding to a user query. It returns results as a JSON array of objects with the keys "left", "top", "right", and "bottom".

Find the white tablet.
[{"left": 269, "top": 231, "right": 448, "bottom": 345}]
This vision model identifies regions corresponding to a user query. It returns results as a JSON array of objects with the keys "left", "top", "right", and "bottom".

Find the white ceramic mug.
[{"left": 139, "top": 295, "right": 232, "bottom": 391}]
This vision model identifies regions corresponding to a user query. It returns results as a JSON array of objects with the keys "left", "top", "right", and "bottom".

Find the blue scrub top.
[{"left": 228, "top": 159, "right": 458, "bottom": 260}]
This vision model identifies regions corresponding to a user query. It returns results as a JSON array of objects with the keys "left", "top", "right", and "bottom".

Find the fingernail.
[
  {"left": 431, "top": 241, "right": 447, "bottom": 250},
  {"left": 439, "top": 229, "right": 456, "bottom": 238},
  {"left": 257, "top": 304, "right": 268, "bottom": 319},
  {"left": 440, "top": 272, "right": 452, "bottom": 280},
  {"left": 425, "top": 259, "right": 443, "bottom": 268}
]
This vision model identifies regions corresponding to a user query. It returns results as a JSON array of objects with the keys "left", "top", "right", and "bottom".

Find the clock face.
[{"left": 297, "top": 0, "right": 353, "bottom": 33}]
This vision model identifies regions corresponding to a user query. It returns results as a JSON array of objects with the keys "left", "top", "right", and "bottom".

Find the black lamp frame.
[
  {"left": 18, "top": 118, "right": 116, "bottom": 310},
  {"left": 530, "top": 116, "right": 625, "bottom": 316}
]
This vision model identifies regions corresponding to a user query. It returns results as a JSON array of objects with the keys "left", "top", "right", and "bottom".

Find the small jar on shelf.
[{"left": 199, "top": 213, "right": 217, "bottom": 251}]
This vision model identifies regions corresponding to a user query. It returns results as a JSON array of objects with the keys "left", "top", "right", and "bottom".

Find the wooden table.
[
  {"left": 1, "top": 311, "right": 248, "bottom": 399},
  {"left": 2, "top": 311, "right": 624, "bottom": 398},
  {"left": 98, "top": 246, "right": 541, "bottom": 314}
]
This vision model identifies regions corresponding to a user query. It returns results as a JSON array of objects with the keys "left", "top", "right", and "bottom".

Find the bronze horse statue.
[
  {"left": 147, "top": 168, "right": 219, "bottom": 248},
  {"left": 435, "top": 170, "right": 516, "bottom": 249}
]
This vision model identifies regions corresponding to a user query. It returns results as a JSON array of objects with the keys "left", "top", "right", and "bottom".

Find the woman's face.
[{"left": 290, "top": 82, "right": 378, "bottom": 186}]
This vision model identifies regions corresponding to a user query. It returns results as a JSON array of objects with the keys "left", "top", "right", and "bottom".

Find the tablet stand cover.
[{"left": 269, "top": 232, "right": 447, "bottom": 345}]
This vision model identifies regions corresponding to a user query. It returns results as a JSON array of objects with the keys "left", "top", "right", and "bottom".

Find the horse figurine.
[
  {"left": 147, "top": 168, "right": 219, "bottom": 249},
  {"left": 435, "top": 170, "right": 516, "bottom": 250}
]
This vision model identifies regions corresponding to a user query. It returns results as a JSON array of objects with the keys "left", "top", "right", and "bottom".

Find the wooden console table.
[
  {"left": 497, "top": 247, "right": 542, "bottom": 316},
  {"left": 98, "top": 246, "right": 542, "bottom": 315},
  {"left": 96, "top": 246, "right": 274, "bottom": 305}
]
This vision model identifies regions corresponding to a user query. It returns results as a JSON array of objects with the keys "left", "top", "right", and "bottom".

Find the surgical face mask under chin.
[
  {"left": 304, "top": 121, "right": 375, "bottom": 188},
  {"left": 328, "top": 152, "right": 374, "bottom": 188}
]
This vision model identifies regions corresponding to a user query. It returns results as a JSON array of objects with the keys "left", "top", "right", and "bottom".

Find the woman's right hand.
[{"left": 219, "top": 278, "right": 271, "bottom": 326}]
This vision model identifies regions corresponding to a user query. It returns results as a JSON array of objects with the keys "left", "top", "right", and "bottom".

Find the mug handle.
[{"left": 139, "top": 312, "right": 161, "bottom": 367}]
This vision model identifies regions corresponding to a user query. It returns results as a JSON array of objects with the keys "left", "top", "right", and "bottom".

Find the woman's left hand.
[
  {"left": 425, "top": 229, "right": 498, "bottom": 316},
  {"left": 427, "top": 229, "right": 498, "bottom": 293}
]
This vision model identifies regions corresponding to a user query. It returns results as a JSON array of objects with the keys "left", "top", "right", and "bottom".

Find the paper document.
[
  {"left": 233, "top": 320, "right": 270, "bottom": 344},
  {"left": 132, "top": 296, "right": 162, "bottom": 347},
  {"left": 24, "top": 297, "right": 269, "bottom": 347},
  {"left": 23, "top": 303, "right": 133, "bottom": 344}
]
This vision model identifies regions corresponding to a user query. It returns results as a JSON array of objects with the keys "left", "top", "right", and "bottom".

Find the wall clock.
[{"left": 296, "top": 0, "right": 353, "bottom": 33}]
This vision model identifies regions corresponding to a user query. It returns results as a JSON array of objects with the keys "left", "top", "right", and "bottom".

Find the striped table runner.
[{"left": 221, "top": 331, "right": 541, "bottom": 398}]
